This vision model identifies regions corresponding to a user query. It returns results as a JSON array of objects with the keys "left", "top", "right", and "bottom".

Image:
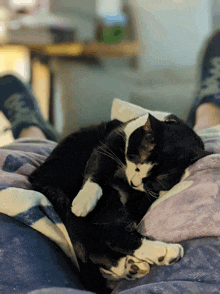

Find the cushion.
[{"left": 111, "top": 99, "right": 220, "bottom": 243}]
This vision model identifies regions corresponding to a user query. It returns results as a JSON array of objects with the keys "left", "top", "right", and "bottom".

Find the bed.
[{"left": 1, "top": 99, "right": 220, "bottom": 294}]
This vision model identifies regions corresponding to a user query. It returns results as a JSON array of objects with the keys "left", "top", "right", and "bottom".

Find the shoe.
[
  {"left": 0, "top": 74, "right": 60, "bottom": 141},
  {"left": 186, "top": 31, "right": 220, "bottom": 128}
]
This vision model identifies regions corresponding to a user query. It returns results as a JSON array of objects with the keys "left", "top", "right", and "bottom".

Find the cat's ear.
[
  {"left": 143, "top": 114, "right": 164, "bottom": 135},
  {"left": 143, "top": 115, "right": 152, "bottom": 131}
]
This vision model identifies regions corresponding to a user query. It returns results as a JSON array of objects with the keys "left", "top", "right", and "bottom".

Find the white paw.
[
  {"left": 100, "top": 255, "right": 150, "bottom": 282},
  {"left": 134, "top": 239, "right": 184, "bottom": 266},
  {"left": 123, "top": 256, "right": 150, "bottom": 280},
  {"left": 71, "top": 180, "right": 102, "bottom": 217}
]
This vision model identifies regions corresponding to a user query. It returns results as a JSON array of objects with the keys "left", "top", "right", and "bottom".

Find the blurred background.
[{"left": 0, "top": 0, "right": 217, "bottom": 145}]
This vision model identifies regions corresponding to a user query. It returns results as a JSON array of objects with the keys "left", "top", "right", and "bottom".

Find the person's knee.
[{"left": 194, "top": 103, "right": 220, "bottom": 131}]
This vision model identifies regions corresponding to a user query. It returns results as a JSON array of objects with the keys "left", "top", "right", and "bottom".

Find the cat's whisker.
[
  {"left": 156, "top": 177, "right": 168, "bottom": 190},
  {"left": 98, "top": 143, "right": 126, "bottom": 170},
  {"left": 99, "top": 142, "right": 122, "bottom": 161},
  {"left": 97, "top": 149, "right": 125, "bottom": 170},
  {"left": 97, "top": 149, "right": 117, "bottom": 162},
  {"left": 97, "top": 146, "right": 118, "bottom": 162},
  {"left": 116, "top": 166, "right": 127, "bottom": 177},
  {"left": 145, "top": 188, "right": 159, "bottom": 199},
  {"left": 115, "top": 128, "right": 125, "bottom": 138},
  {"left": 99, "top": 142, "right": 117, "bottom": 155}
]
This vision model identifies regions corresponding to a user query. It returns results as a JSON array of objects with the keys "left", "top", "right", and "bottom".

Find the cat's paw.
[
  {"left": 71, "top": 181, "right": 102, "bottom": 217},
  {"left": 134, "top": 239, "right": 183, "bottom": 266},
  {"left": 100, "top": 255, "right": 150, "bottom": 282},
  {"left": 123, "top": 256, "right": 150, "bottom": 280}
]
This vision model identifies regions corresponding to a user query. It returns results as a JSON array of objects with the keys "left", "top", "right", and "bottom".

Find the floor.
[{"left": 0, "top": 45, "right": 49, "bottom": 147}]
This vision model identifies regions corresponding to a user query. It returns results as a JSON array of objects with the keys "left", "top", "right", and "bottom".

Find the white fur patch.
[
  {"left": 124, "top": 114, "right": 150, "bottom": 153},
  {"left": 125, "top": 160, "right": 154, "bottom": 191},
  {"left": 71, "top": 180, "right": 102, "bottom": 217},
  {"left": 133, "top": 239, "right": 184, "bottom": 266},
  {"left": 108, "top": 257, "right": 128, "bottom": 279},
  {"left": 101, "top": 255, "right": 150, "bottom": 282}
]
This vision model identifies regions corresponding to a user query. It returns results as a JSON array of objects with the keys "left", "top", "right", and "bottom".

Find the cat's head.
[{"left": 124, "top": 113, "right": 211, "bottom": 193}]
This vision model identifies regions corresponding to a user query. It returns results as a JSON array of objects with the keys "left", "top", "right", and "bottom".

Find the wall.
[
  {"left": 51, "top": 0, "right": 213, "bottom": 135},
  {"left": 212, "top": 0, "right": 220, "bottom": 30},
  {"left": 128, "top": 0, "right": 212, "bottom": 71}
]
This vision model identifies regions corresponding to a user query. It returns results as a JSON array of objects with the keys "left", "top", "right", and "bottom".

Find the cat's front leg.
[
  {"left": 133, "top": 238, "right": 183, "bottom": 266},
  {"left": 71, "top": 179, "right": 102, "bottom": 217}
]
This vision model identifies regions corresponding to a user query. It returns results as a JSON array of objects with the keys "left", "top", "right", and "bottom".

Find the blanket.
[
  {"left": 138, "top": 151, "right": 220, "bottom": 243},
  {"left": 111, "top": 99, "right": 220, "bottom": 294},
  {"left": 0, "top": 138, "right": 56, "bottom": 191},
  {"left": 112, "top": 237, "right": 220, "bottom": 294},
  {"left": 113, "top": 99, "right": 220, "bottom": 242},
  {"left": 0, "top": 187, "right": 79, "bottom": 269},
  {"left": 0, "top": 138, "right": 79, "bottom": 269},
  {"left": 2, "top": 99, "right": 220, "bottom": 294}
]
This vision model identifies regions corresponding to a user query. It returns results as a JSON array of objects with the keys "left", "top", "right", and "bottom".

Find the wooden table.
[
  {"left": 0, "top": 41, "right": 139, "bottom": 126},
  {"left": 27, "top": 41, "right": 140, "bottom": 58}
]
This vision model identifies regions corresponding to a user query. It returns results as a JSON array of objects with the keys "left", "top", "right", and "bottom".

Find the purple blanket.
[
  {"left": 112, "top": 125, "right": 220, "bottom": 293},
  {"left": 2, "top": 127, "right": 220, "bottom": 294},
  {"left": 137, "top": 128, "right": 220, "bottom": 243},
  {"left": 112, "top": 237, "right": 220, "bottom": 294},
  {"left": 0, "top": 138, "right": 56, "bottom": 190}
]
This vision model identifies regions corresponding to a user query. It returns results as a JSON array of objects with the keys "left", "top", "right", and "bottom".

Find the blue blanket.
[
  {"left": 1, "top": 136, "right": 220, "bottom": 294},
  {"left": 113, "top": 237, "right": 220, "bottom": 294}
]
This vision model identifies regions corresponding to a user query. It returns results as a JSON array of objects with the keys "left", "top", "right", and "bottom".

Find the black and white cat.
[{"left": 29, "top": 113, "right": 210, "bottom": 293}]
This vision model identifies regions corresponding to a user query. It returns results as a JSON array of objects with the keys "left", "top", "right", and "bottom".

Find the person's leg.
[
  {"left": 18, "top": 126, "right": 47, "bottom": 139},
  {"left": 186, "top": 31, "right": 220, "bottom": 131},
  {"left": 194, "top": 103, "right": 220, "bottom": 131},
  {"left": 0, "top": 74, "right": 60, "bottom": 141}
]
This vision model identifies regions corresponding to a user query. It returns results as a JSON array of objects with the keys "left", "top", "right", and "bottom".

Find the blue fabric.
[
  {"left": 112, "top": 237, "right": 220, "bottom": 293},
  {"left": 3, "top": 154, "right": 34, "bottom": 172},
  {"left": 29, "top": 288, "right": 94, "bottom": 294},
  {"left": 0, "top": 213, "right": 84, "bottom": 294}
]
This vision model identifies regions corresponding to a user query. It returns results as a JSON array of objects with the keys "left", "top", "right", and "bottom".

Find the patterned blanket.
[
  {"left": 2, "top": 101, "right": 220, "bottom": 294},
  {"left": 0, "top": 138, "right": 79, "bottom": 269}
]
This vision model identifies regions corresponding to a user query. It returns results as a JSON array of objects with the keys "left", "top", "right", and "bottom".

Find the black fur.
[{"left": 29, "top": 114, "right": 211, "bottom": 293}]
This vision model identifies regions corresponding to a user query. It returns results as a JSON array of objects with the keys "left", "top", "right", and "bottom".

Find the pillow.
[
  {"left": 111, "top": 98, "right": 170, "bottom": 122},
  {"left": 111, "top": 99, "right": 220, "bottom": 243}
]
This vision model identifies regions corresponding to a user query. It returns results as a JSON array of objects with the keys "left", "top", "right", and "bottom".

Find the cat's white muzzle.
[
  {"left": 130, "top": 174, "right": 145, "bottom": 191},
  {"left": 126, "top": 160, "right": 154, "bottom": 192}
]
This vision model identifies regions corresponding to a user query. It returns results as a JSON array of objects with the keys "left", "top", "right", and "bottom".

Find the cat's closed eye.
[
  {"left": 145, "top": 133, "right": 154, "bottom": 143},
  {"left": 165, "top": 114, "right": 179, "bottom": 124},
  {"left": 166, "top": 120, "right": 177, "bottom": 124},
  {"left": 127, "top": 154, "right": 138, "bottom": 163}
]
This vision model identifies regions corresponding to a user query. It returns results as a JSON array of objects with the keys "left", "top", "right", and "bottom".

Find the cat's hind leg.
[
  {"left": 100, "top": 255, "right": 150, "bottom": 284},
  {"left": 71, "top": 180, "right": 102, "bottom": 217},
  {"left": 133, "top": 239, "right": 184, "bottom": 266}
]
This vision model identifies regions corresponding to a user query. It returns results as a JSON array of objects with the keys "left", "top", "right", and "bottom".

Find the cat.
[
  {"left": 71, "top": 113, "right": 210, "bottom": 217},
  {"left": 29, "top": 113, "right": 211, "bottom": 294}
]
